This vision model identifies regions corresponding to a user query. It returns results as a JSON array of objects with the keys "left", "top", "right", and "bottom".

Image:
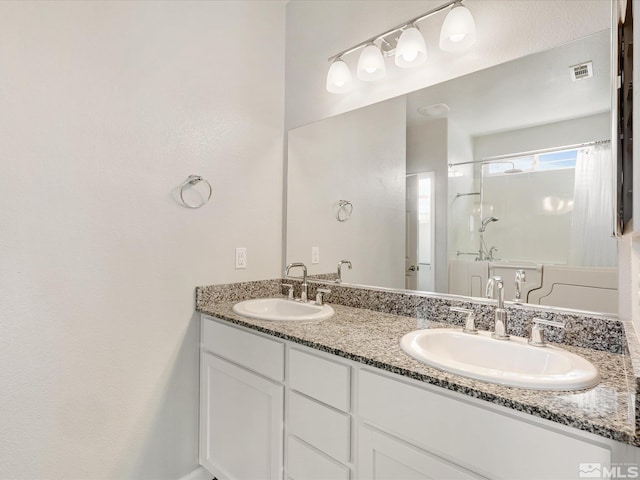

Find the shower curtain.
[{"left": 568, "top": 143, "right": 617, "bottom": 267}]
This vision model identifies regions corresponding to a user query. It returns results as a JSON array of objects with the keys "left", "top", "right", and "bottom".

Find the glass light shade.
[
  {"left": 395, "top": 26, "right": 427, "bottom": 68},
  {"left": 439, "top": 3, "right": 476, "bottom": 52},
  {"left": 326, "top": 59, "right": 353, "bottom": 93},
  {"left": 357, "top": 43, "right": 386, "bottom": 81}
]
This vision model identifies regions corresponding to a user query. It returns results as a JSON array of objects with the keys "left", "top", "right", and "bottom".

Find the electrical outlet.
[
  {"left": 312, "top": 246, "right": 320, "bottom": 264},
  {"left": 235, "top": 247, "right": 247, "bottom": 269}
]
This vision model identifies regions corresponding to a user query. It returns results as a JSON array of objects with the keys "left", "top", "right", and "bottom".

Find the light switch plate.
[{"left": 311, "top": 246, "right": 320, "bottom": 264}]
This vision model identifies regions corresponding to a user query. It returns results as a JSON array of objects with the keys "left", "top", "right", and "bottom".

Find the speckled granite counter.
[{"left": 197, "top": 296, "right": 638, "bottom": 446}]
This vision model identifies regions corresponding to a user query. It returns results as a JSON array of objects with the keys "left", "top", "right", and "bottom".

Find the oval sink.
[
  {"left": 232, "top": 298, "right": 334, "bottom": 322},
  {"left": 400, "top": 329, "right": 600, "bottom": 391}
]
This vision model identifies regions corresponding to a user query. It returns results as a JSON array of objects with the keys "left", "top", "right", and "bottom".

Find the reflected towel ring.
[
  {"left": 179, "top": 175, "right": 212, "bottom": 209},
  {"left": 336, "top": 200, "right": 353, "bottom": 222}
]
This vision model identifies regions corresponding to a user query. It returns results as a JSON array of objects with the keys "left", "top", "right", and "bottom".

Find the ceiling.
[{"left": 406, "top": 29, "right": 610, "bottom": 137}]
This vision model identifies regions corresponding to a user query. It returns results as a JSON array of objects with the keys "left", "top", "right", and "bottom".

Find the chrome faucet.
[
  {"left": 486, "top": 276, "right": 509, "bottom": 340},
  {"left": 336, "top": 260, "right": 352, "bottom": 283},
  {"left": 285, "top": 262, "right": 308, "bottom": 302},
  {"left": 513, "top": 269, "right": 526, "bottom": 303}
]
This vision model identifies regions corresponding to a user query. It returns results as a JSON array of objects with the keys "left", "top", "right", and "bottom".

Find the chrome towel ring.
[
  {"left": 336, "top": 200, "right": 353, "bottom": 222},
  {"left": 179, "top": 175, "right": 212, "bottom": 209}
]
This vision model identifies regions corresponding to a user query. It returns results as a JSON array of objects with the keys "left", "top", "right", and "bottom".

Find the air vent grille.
[{"left": 570, "top": 61, "right": 593, "bottom": 81}]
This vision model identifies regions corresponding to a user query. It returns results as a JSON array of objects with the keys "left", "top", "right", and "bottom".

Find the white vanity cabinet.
[
  {"left": 199, "top": 318, "right": 285, "bottom": 480},
  {"left": 200, "top": 315, "right": 635, "bottom": 480}
]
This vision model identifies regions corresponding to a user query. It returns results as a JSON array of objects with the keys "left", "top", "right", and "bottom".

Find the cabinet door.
[
  {"left": 358, "top": 425, "right": 484, "bottom": 480},
  {"left": 200, "top": 352, "right": 283, "bottom": 480}
]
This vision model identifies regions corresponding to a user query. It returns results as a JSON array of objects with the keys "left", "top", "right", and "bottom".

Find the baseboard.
[{"left": 177, "top": 466, "right": 212, "bottom": 480}]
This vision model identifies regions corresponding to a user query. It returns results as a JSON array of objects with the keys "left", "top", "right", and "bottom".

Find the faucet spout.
[
  {"left": 486, "top": 276, "right": 509, "bottom": 340},
  {"left": 285, "top": 262, "right": 308, "bottom": 302}
]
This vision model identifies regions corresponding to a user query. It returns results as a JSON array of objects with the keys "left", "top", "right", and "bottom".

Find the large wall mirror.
[{"left": 286, "top": 29, "right": 618, "bottom": 316}]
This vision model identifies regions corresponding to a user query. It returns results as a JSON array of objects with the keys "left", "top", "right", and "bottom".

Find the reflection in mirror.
[
  {"left": 287, "top": 97, "right": 406, "bottom": 289},
  {"left": 286, "top": 29, "right": 617, "bottom": 315}
]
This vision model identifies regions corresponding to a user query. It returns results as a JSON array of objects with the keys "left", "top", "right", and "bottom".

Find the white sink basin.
[
  {"left": 400, "top": 329, "right": 600, "bottom": 391},
  {"left": 232, "top": 298, "right": 334, "bottom": 322}
]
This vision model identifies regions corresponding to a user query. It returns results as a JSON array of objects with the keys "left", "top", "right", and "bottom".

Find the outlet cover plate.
[{"left": 235, "top": 247, "right": 247, "bottom": 269}]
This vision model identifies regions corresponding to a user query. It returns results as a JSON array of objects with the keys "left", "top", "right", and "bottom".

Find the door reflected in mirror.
[{"left": 286, "top": 29, "right": 617, "bottom": 315}]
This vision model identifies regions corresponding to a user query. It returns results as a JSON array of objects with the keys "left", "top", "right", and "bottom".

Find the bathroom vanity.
[{"left": 196, "top": 280, "right": 640, "bottom": 480}]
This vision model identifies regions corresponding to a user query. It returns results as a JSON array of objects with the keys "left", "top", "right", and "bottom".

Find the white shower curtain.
[{"left": 568, "top": 143, "right": 617, "bottom": 267}]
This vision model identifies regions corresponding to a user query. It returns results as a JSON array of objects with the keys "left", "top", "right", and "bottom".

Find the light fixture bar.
[{"left": 327, "top": 0, "right": 459, "bottom": 62}]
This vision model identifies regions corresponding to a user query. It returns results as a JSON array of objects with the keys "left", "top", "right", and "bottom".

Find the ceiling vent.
[{"left": 570, "top": 61, "right": 593, "bottom": 81}]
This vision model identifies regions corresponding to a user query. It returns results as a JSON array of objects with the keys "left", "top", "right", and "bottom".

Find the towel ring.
[
  {"left": 336, "top": 200, "right": 353, "bottom": 222},
  {"left": 179, "top": 175, "right": 212, "bottom": 209}
]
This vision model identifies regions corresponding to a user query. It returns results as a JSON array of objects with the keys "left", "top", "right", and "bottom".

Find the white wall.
[
  {"left": 287, "top": 98, "right": 406, "bottom": 289},
  {"left": 285, "top": 0, "right": 610, "bottom": 130},
  {"left": 473, "top": 113, "right": 611, "bottom": 160},
  {"left": 406, "top": 119, "right": 448, "bottom": 292},
  {"left": 0, "top": 2, "right": 285, "bottom": 479}
]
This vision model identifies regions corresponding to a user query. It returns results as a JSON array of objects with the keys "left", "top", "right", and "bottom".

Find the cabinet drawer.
[
  {"left": 358, "top": 369, "right": 610, "bottom": 479},
  {"left": 202, "top": 316, "right": 284, "bottom": 381},
  {"left": 289, "top": 348, "right": 350, "bottom": 411},
  {"left": 287, "top": 435, "right": 350, "bottom": 480},
  {"left": 288, "top": 391, "right": 351, "bottom": 463}
]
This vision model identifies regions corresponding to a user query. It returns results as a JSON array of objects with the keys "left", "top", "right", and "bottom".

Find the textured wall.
[
  {"left": 0, "top": 1, "right": 285, "bottom": 479},
  {"left": 287, "top": 97, "right": 406, "bottom": 289}
]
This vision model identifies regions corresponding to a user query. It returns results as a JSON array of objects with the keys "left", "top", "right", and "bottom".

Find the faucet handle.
[
  {"left": 513, "top": 270, "right": 526, "bottom": 302},
  {"left": 281, "top": 283, "right": 294, "bottom": 300},
  {"left": 450, "top": 307, "right": 477, "bottom": 334},
  {"left": 315, "top": 288, "right": 331, "bottom": 306},
  {"left": 528, "top": 317, "right": 565, "bottom": 347}
]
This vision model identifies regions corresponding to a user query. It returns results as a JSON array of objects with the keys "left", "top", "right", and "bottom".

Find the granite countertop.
[{"left": 198, "top": 299, "right": 637, "bottom": 446}]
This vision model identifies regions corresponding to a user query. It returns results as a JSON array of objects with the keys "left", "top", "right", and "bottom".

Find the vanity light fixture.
[
  {"left": 326, "top": 57, "right": 353, "bottom": 93},
  {"left": 357, "top": 42, "right": 386, "bottom": 81},
  {"left": 395, "top": 24, "right": 427, "bottom": 68},
  {"left": 439, "top": 1, "right": 476, "bottom": 52},
  {"left": 326, "top": 0, "right": 476, "bottom": 93}
]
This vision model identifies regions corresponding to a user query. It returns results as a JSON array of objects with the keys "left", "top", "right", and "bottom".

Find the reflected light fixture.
[
  {"left": 326, "top": 0, "right": 476, "bottom": 93},
  {"left": 326, "top": 57, "right": 353, "bottom": 93},
  {"left": 357, "top": 43, "right": 386, "bottom": 81}
]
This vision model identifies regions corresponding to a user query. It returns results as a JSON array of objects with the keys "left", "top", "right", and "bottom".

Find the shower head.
[{"left": 479, "top": 216, "right": 499, "bottom": 232}]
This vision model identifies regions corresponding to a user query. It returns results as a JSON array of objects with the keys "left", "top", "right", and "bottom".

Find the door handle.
[{"left": 408, "top": 265, "right": 419, "bottom": 272}]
